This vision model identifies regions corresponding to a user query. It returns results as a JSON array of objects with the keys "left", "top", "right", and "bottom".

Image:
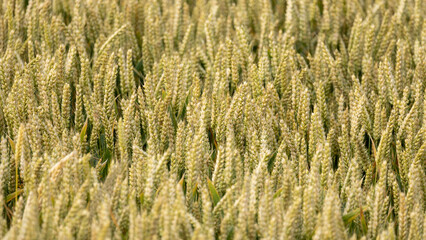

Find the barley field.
[{"left": 0, "top": 0, "right": 425, "bottom": 239}]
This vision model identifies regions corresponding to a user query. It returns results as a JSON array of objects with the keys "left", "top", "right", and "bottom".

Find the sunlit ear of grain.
[{"left": 0, "top": 0, "right": 424, "bottom": 239}]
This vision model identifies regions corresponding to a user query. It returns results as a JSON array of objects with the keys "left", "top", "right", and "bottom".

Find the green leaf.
[
  {"left": 135, "top": 57, "right": 144, "bottom": 75},
  {"left": 343, "top": 205, "right": 368, "bottom": 226},
  {"left": 273, "top": 187, "right": 283, "bottom": 199},
  {"left": 139, "top": 192, "right": 144, "bottom": 205},
  {"left": 7, "top": 136, "right": 15, "bottom": 153},
  {"left": 207, "top": 178, "right": 221, "bottom": 206},
  {"left": 178, "top": 175, "right": 185, "bottom": 189},
  {"left": 80, "top": 119, "right": 88, "bottom": 143},
  {"left": 6, "top": 189, "right": 23, "bottom": 203},
  {"left": 169, "top": 105, "right": 178, "bottom": 131},
  {"left": 191, "top": 183, "right": 198, "bottom": 201},
  {"left": 343, "top": 208, "right": 360, "bottom": 225},
  {"left": 178, "top": 93, "right": 190, "bottom": 120},
  {"left": 360, "top": 206, "right": 368, "bottom": 234},
  {"left": 226, "top": 226, "right": 234, "bottom": 240},
  {"left": 266, "top": 151, "right": 277, "bottom": 173}
]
